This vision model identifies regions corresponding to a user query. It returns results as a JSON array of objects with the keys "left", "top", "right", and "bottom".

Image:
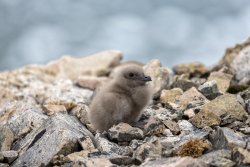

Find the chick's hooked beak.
[{"left": 139, "top": 75, "right": 152, "bottom": 82}]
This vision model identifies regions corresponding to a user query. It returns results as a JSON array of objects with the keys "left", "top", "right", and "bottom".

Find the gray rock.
[
  {"left": 140, "top": 157, "right": 208, "bottom": 167},
  {"left": 0, "top": 126, "right": 14, "bottom": 151},
  {"left": 133, "top": 136, "right": 162, "bottom": 163},
  {"left": 198, "top": 149, "right": 235, "bottom": 167},
  {"left": 6, "top": 104, "right": 48, "bottom": 140},
  {"left": 209, "top": 127, "right": 247, "bottom": 150},
  {"left": 108, "top": 123, "right": 143, "bottom": 142},
  {"left": 62, "top": 157, "right": 115, "bottom": 167},
  {"left": 129, "top": 139, "right": 145, "bottom": 150},
  {"left": 208, "top": 70, "right": 233, "bottom": 93},
  {"left": 178, "top": 120, "right": 195, "bottom": 133},
  {"left": 1, "top": 151, "right": 18, "bottom": 164},
  {"left": 109, "top": 155, "right": 134, "bottom": 166},
  {"left": 144, "top": 59, "right": 171, "bottom": 98},
  {"left": 12, "top": 113, "right": 93, "bottom": 167},
  {"left": 198, "top": 80, "right": 222, "bottom": 100},
  {"left": 163, "top": 120, "right": 180, "bottom": 135},
  {"left": 94, "top": 133, "right": 132, "bottom": 156},
  {"left": 172, "top": 62, "right": 207, "bottom": 77}
]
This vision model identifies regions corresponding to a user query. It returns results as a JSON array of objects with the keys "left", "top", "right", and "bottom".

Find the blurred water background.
[{"left": 0, "top": 0, "right": 250, "bottom": 70}]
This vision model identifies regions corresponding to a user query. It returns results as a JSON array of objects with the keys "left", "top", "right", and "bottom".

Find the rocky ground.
[{"left": 0, "top": 38, "right": 250, "bottom": 167}]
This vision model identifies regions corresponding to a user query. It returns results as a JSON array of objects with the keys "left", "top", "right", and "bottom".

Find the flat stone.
[
  {"left": 177, "top": 87, "right": 208, "bottom": 109},
  {"left": 233, "top": 147, "right": 250, "bottom": 165},
  {"left": 190, "top": 94, "right": 247, "bottom": 128},
  {"left": 160, "top": 88, "right": 183, "bottom": 104},
  {"left": 140, "top": 157, "right": 208, "bottom": 167},
  {"left": 178, "top": 120, "right": 195, "bottom": 133},
  {"left": 144, "top": 59, "right": 171, "bottom": 98},
  {"left": 209, "top": 127, "right": 247, "bottom": 150},
  {"left": 109, "top": 155, "right": 134, "bottom": 166},
  {"left": 183, "top": 108, "right": 196, "bottom": 119},
  {"left": 198, "top": 80, "right": 222, "bottom": 100},
  {"left": 78, "top": 136, "right": 95, "bottom": 151},
  {"left": 64, "top": 158, "right": 115, "bottom": 167},
  {"left": 45, "top": 50, "right": 122, "bottom": 79},
  {"left": 173, "top": 62, "right": 207, "bottom": 77},
  {"left": 108, "top": 123, "right": 143, "bottom": 142},
  {"left": 198, "top": 149, "right": 235, "bottom": 167},
  {"left": 11, "top": 113, "right": 93, "bottom": 167},
  {"left": 77, "top": 76, "right": 110, "bottom": 90},
  {"left": 1, "top": 150, "right": 18, "bottom": 164},
  {"left": 0, "top": 126, "right": 14, "bottom": 151}
]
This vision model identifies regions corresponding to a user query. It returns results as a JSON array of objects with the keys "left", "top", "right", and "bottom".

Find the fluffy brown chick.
[{"left": 88, "top": 64, "right": 152, "bottom": 131}]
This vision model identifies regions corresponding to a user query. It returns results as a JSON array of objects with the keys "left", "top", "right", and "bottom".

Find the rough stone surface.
[
  {"left": 209, "top": 127, "right": 247, "bottom": 150},
  {"left": 171, "top": 78, "right": 198, "bottom": 92},
  {"left": 0, "top": 126, "right": 14, "bottom": 152},
  {"left": 1, "top": 151, "right": 18, "bottom": 164},
  {"left": 12, "top": 113, "right": 93, "bottom": 167},
  {"left": 173, "top": 62, "right": 207, "bottom": 77},
  {"left": 215, "top": 37, "right": 250, "bottom": 84},
  {"left": 108, "top": 123, "right": 143, "bottom": 142},
  {"left": 208, "top": 70, "right": 233, "bottom": 93},
  {"left": 0, "top": 163, "right": 9, "bottom": 167},
  {"left": 140, "top": 157, "right": 208, "bottom": 167},
  {"left": 160, "top": 88, "right": 183, "bottom": 104},
  {"left": 177, "top": 87, "right": 208, "bottom": 109},
  {"left": 233, "top": 147, "right": 250, "bottom": 165},
  {"left": 198, "top": 149, "right": 235, "bottom": 167},
  {"left": 191, "top": 94, "right": 247, "bottom": 128},
  {"left": 163, "top": 120, "right": 180, "bottom": 135},
  {"left": 198, "top": 80, "right": 221, "bottom": 100},
  {"left": 144, "top": 59, "right": 171, "bottom": 98}
]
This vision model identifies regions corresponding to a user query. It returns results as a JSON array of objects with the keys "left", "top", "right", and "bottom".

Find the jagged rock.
[
  {"left": 209, "top": 127, "right": 247, "bottom": 150},
  {"left": 45, "top": 50, "right": 122, "bottom": 79},
  {"left": 198, "top": 80, "right": 222, "bottom": 100},
  {"left": 190, "top": 94, "right": 247, "bottom": 128},
  {"left": 1, "top": 150, "right": 18, "bottom": 164},
  {"left": 215, "top": 37, "right": 250, "bottom": 84},
  {"left": 160, "top": 88, "right": 183, "bottom": 104},
  {"left": 0, "top": 126, "right": 14, "bottom": 151},
  {"left": 177, "top": 87, "right": 208, "bottom": 109},
  {"left": 108, "top": 123, "right": 143, "bottom": 142},
  {"left": 143, "top": 59, "right": 171, "bottom": 98},
  {"left": 94, "top": 133, "right": 132, "bottom": 156},
  {"left": 173, "top": 62, "right": 207, "bottom": 77},
  {"left": 208, "top": 69, "right": 233, "bottom": 93},
  {"left": 133, "top": 136, "right": 162, "bottom": 163},
  {"left": 129, "top": 139, "right": 145, "bottom": 150},
  {"left": 171, "top": 78, "right": 198, "bottom": 92},
  {"left": 198, "top": 149, "right": 235, "bottom": 167},
  {"left": 78, "top": 136, "right": 95, "bottom": 151},
  {"left": 246, "top": 99, "right": 250, "bottom": 114},
  {"left": 233, "top": 147, "right": 250, "bottom": 165},
  {"left": 12, "top": 113, "right": 93, "bottom": 167},
  {"left": 70, "top": 104, "right": 90, "bottom": 125},
  {"left": 163, "top": 120, "right": 180, "bottom": 135},
  {"left": 142, "top": 117, "right": 165, "bottom": 136},
  {"left": 43, "top": 80, "right": 93, "bottom": 110},
  {"left": 140, "top": 157, "right": 208, "bottom": 167},
  {"left": 4, "top": 101, "right": 48, "bottom": 140}
]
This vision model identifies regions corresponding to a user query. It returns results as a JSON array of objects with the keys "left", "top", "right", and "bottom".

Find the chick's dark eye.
[{"left": 129, "top": 73, "right": 134, "bottom": 77}]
